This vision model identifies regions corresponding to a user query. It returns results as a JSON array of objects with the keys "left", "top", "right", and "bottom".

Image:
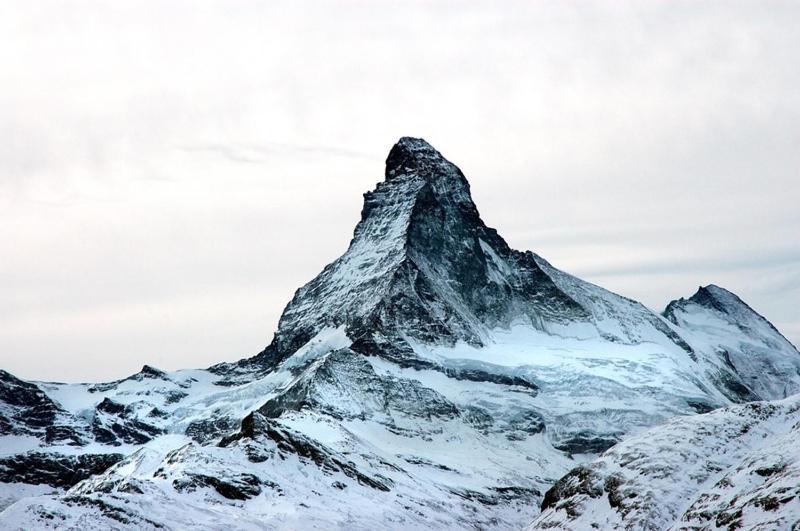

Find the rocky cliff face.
[{"left": 1, "top": 138, "right": 798, "bottom": 529}]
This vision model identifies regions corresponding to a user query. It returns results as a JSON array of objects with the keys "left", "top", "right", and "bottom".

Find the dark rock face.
[
  {"left": 0, "top": 451, "right": 123, "bottom": 489},
  {"left": 552, "top": 432, "right": 621, "bottom": 456},
  {"left": 541, "top": 465, "right": 604, "bottom": 514},
  {"left": 185, "top": 416, "right": 240, "bottom": 443},
  {"left": 505, "top": 410, "right": 547, "bottom": 440},
  {"left": 712, "top": 369, "right": 762, "bottom": 403},
  {"left": 686, "top": 400, "right": 716, "bottom": 414},
  {"left": 442, "top": 365, "right": 538, "bottom": 391},
  {"left": 0, "top": 370, "right": 58, "bottom": 429},
  {"left": 221, "top": 412, "right": 392, "bottom": 491},
  {"left": 173, "top": 472, "right": 264, "bottom": 500},
  {"left": 0, "top": 370, "right": 84, "bottom": 445},
  {"left": 92, "top": 398, "right": 164, "bottom": 445},
  {"left": 350, "top": 333, "right": 538, "bottom": 392}
]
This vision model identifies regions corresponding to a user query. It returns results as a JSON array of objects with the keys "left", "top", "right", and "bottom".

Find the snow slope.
[{"left": 529, "top": 395, "right": 800, "bottom": 530}]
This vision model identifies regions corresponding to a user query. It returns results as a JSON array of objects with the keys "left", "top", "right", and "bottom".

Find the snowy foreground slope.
[
  {"left": 1, "top": 138, "right": 799, "bottom": 529},
  {"left": 529, "top": 395, "right": 800, "bottom": 530}
]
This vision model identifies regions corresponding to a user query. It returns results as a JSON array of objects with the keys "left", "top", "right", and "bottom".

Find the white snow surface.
[
  {"left": 3, "top": 312, "right": 798, "bottom": 529},
  {"left": 528, "top": 394, "right": 800, "bottom": 530}
]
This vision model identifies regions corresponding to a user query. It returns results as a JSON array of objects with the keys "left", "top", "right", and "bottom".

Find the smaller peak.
[
  {"left": 96, "top": 397, "right": 125, "bottom": 414},
  {"left": 385, "top": 136, "right": 447, "bottom": 180},
  {"left": 687, "top": 284, "right": 753, "bottom": 317},
  {"left": 699, "top": 283, "right": 727, "bottom": 294},
  {"left": 695, "top": 284, "right": 737, "bottom": 302},
  {"left": 664, "top": 284, "right": 740, "bottom": 319},
  {"left": 139, "top": 365, "right": 167, "bottom": 378}
]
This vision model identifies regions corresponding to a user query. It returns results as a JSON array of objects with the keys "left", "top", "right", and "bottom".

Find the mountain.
[
  {"left": 1, "top": 137, "right": 798, "bottom": 529},
  {"left": 529, "top": 395, "right": 800, "bottom": 530},
  {"left": 663, "top": 284, "right": 800, "bottom": 401}
]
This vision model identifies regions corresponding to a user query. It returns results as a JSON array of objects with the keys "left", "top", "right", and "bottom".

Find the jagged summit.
[
  {"left": 249, "top": 136, "right": 514, "bottom": 362},
  {"left": 664, "top": 284, "right": 734, "bottom": 320},
  {"left": 679, "top": 284, "right": 748, "bottom": 315},
  {"left": 383, "top": 137, "right": 469, "bottom": 190},
  {"left": 385, "top": 137, "right": 444, "bottom": 178},
  {"left": 381, "top": 136, "right": 475, "bottom": 207}
]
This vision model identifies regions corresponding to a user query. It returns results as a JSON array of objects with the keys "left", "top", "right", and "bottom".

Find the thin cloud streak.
[
  {"left": 573, "top": 248, "right": 800, "bottom": 279},
  {"left": 175, "top": 141, "right": 373, "bottom": 165}
]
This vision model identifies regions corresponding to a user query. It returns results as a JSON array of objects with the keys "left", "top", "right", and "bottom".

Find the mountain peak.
[
  {"left": 664, "top": 284, "right": 742, "bottom": 317},
  {"left": 663, "top": 283, "right": 800, "bottom": 400},
  {"left": 689, "top": 284, "right": 748, "bottom": 315},
  {"left": 385, "top": 137, "right": 444, "bottom": 180},
  {"left": 235, "top": 138, "right": 698, "bottom": 374},
  {"left": 380, "top": 137, "right": 476, "bottom": 215}
]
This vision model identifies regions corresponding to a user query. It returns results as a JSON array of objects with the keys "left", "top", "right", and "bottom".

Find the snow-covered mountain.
[
  {"left": 1, "top": 138, "right": 798, "bottom": 529},
  {"left": 663, "top": 284, "right": 800, "bottom": 401},
  {"left": 529, "top": 395, "right": 800, "bottom": 530}
]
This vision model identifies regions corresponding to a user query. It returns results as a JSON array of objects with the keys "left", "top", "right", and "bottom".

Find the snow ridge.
[{"left": 529, "top": 395, "right": 800, "bottom": 530}]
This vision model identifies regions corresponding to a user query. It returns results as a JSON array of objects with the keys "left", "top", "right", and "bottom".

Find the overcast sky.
[{"left": 2, "top": 1, "right": 798, "bottom": 382}]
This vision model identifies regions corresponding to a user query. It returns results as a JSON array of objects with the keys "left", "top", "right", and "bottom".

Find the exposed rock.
[
  {"left": 256, "top": 348, "right": 458, "bottom": 422},
  {"left": 551, "top": 431, "right": 620, "bottom": 455},
  {"left": 0, "top": 452, "right": 123, "bottom": 489},
  {"left": 0, "top": 370, "right": 85, "bottom": 445},
  {"left": 173, "top": 472, "right": 264, "bottom": 500},
  {"left": 185, "top": 416, "right": 239, "bottom": 444},
  {"left": 92, "top": 398, "right": 165, "bottom": 445}
]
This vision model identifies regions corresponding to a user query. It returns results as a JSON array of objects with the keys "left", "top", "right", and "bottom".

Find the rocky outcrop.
[
  {"left": 92, "top": 398, "right": 165, "bottom": 445},
  {"left": 0, "top": 370, "right": 85, "bottom": 445},
  {"left": 0, "top": 451, "right": 123, "bottom": 489},
  {"left": 255, "top": 348, "right": 458, "bottom": 421}
]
